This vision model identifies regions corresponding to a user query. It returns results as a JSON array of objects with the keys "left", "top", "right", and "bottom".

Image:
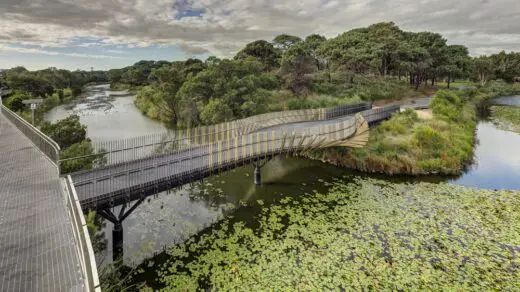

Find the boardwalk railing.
[
  {"left": 71, "top": 105, "right": 400, "bottom": 210},
  {"left": 65, "top": 176, "right": 101, "bottom": 292},
  {"left": 1, "top": 104, "right": 61, "bottom": 165},
  {"left": 66, "top": 102, "right": 372, "bottom": 169}
]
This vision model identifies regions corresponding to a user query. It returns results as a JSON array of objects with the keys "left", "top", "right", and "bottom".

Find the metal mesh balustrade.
[
  {"left": 65, "top": 177, "right": 101, "bottom": 292},
  {"left": 66, "top": 102, "right": 372, "bottom": 169},
  {"left": 71, "top": 105, "right": 400, "bottom": 210},
  {"left": 1, "top": 105, "right": 61, "bottom": 165}
]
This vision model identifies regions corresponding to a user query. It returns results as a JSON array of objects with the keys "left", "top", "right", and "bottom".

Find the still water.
[
  {"left": 44, "top": 84, "right": 166, "bottom": 142},
  {"left": 51, "top": 90, "right": 520, "bottom": 281}
]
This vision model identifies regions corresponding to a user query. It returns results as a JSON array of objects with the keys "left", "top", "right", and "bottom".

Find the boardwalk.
[{"left": 0, "top": 111, "right": 85, "bottom": 291}]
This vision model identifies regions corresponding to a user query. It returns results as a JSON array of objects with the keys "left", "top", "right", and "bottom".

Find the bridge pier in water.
[
  {"left": 253, "top": 158, "right": 270, "bottom": 186},
  {"left": 97, "top": 198, "right": 144, "bottom": 262},
  {"left": 112, "top": 222, "right": 124, "bottom": 262},
  {"left": 254, "top": 165, "right": 262, "bottom": 185}
]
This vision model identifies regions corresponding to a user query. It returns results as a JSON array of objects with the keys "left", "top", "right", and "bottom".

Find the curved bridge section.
[{"left": 70, "top": 105, "right": 399, "bottom": 210}]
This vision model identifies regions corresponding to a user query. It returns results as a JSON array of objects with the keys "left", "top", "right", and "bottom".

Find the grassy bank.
[
  {"left": 491, "top": 105, "right": 520, "bottom": 133},
  {"left": 470, "top": 80, "right": 520, "bottom": 105},
  {"left": 155, "top": 178, "right": 520, "bottom": 290},
  {"left": 308, "top": 90, "right": 476, "bottom": 175}
]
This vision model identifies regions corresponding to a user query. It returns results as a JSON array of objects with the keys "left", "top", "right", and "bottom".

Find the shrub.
[
  {"left": 413, "top": 126, "right": 445, "bottom": 150},
  {"left": 431, "top": 90, "right": 463, "bottom": 121},
  {"left": 200, "top": 99, "right": 234, "bottom": 125}
]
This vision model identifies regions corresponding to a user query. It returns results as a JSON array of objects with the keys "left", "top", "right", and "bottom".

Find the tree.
[
  {"left": 279, "top": 44, "right": 317, "bottom": 95},
  {"left": 273, "top": 34, "right": 303, "bottom": 51},
  {"left": 60, "top": 140, "right": 104, "bottom": 173},
  {"left": 40, "top": 115, "right": 87, "bottom": 149},
  {"left": 490, "top": 51, "right": 520, "bottom": 82},
  {"left": 205, "top": 56, "right": 221, "bottom": 65},
  {"left": 409, "top": 31, "right": 448, "bottom": 85},
  {"left": 5, "top": 92, "right": 30, "bottom": 112},
  {"left": 439, "top": 45, "right": 471, "bottom": 88},
  {"left": 304, "top": 34, "right": 327, "bottom": 70},
  {"left": 473, "top": 56, "right": 495, "bottom": 86},
  {"left": 200, "top": 99, "right": 233, "bottom": 124},
  {"left": 235, "top": 40, "right": 280, "bottom": 70}
]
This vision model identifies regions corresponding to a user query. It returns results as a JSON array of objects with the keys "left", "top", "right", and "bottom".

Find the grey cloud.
[{"left": 0, "top": 0, "right": 519, "bottom": 57}]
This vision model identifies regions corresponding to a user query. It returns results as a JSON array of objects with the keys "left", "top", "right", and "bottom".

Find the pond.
[{"left": 53, "top": 91, "right": 520, "bottom": 287}]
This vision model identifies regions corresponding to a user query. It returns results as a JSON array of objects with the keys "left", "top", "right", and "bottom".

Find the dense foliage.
[
  {"left": 2, "top": 66, "right": 106, "bottom": 98},
  {"left": 473, "top": 51, "right": 520, "bottom": 85},
  {"left": 309, "top": 90, "right": 476, "bottom": 175},
  {"left": 40, "top": 115, "right": 87, "bottom": 149},
  {"left": 157, "top": 178, "right": 520, "bottom": 290},
  {"left": 117, "top": 22, "right": 484, "bottom": 127},
  {"left": 39, "top": 115, "right": 104, "bottom": 173}
]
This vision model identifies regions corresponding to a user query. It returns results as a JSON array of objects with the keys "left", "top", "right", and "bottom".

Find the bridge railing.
[
  {"left": 72, "top": 102, "right": 371, "bottom": 169},
  {"left": 0, "top": 104, "right": 61, "bottom": 166},
  {"left": 65, "top": 176, "right": 101, "bottom": 292},
  {"left": 72, "top": 105, "right": 400, "bottom": 209}
]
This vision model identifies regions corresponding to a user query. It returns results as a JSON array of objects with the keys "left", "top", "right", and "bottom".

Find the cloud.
[
  {"left": 0, "top": 0, "right": 519, "bottom": 58},
  {"left": 0, "top": 44, "right": 129, "bottom": 59}
]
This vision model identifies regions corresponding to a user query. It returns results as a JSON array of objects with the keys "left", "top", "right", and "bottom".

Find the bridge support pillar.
[
  {"left": 254, "top": 165, "right": 261, "bottom": 185},
  {"left": 113, "top": 222, "right": 124, "bottom": 262}
]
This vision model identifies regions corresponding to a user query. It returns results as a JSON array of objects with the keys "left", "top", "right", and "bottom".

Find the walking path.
[{"left": 0, "top": 111, "right": 85, "bottom": 291}]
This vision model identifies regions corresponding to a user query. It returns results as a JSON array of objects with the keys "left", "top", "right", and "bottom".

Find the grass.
[
  {"left": 154, "top": 178, "right": 520, "bottom": 290},
  {"left": 308, "top": 90, "right": 476, "bottom": 175},
  {"left": 491, "top": 105, "right": 520, "bottom": 133},
  {"left": 435, "top": 80, "right": 476, "bottom": 89}
]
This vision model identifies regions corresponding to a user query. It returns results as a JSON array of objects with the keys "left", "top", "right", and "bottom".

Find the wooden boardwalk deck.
[{"left": 0, "top": 111, "right": 85, "bottom": 291}]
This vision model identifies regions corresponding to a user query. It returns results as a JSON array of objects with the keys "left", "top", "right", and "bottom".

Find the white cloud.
[
  {"left": 0, "top": 44, "right": 129, "bottom": 59},
  {"left": 0, "top": 0, "right": 519, "bottom": 58}
]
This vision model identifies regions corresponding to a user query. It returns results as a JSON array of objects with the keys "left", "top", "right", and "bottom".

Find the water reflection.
[
  {"left": 44, "top": 84, "right": 166, "bottom": 142},
  {"left": 492, "top": 95, "right": 520, "bottom": 106},
  {"left": 450, "top": 121, "right": 520, "bottom": 190}
]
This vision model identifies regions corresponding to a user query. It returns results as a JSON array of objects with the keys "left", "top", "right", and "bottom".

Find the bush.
[
  {"left": 200, "top": 99, "right": 234, "bottom": 125},
  {"left": 60, "top": 140, "right": 104, "bottom": 173},
  {"left": 5, "top": 92, "right": 30, "bottom": 112},
  {"left": 413, "top": 126, "right": 445, "bottom": 149},
  {"left": 431, "top": 90, "right": 463, "bottom": 121},
  {"left": 40, "top": 115, "right": 87, "bottom": 149}
]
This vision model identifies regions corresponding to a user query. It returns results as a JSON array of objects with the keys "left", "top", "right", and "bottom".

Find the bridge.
[
  {"left": 67, "top": 103, "right": 399, "bottom": 211},
  {"left": 0, "top": 99, "right": 399, "bottom": 290}
]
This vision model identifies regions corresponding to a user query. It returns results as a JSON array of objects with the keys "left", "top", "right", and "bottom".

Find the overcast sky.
[{"left": 1, "top": 0, "right": 519, "bottom": 70}]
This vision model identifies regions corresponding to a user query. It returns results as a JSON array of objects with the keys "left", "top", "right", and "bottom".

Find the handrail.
[
  {"left": 66, "top": 175, "right": 101, "bottom": 292},
  {"left": 71, "top": 105, "right": 399, "bottom": 187},
  {"left": 0, "top": 104, "right": 61, "bottom": 167},
  {"left": 72, "top": 105, "right": 399, "bottom": 209},
  {"left": 83, "top": 102, "right": 372, "bottom": 167}
]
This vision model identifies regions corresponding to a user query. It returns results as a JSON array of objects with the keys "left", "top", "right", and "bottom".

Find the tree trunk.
[
  {"left": 447, "top": 73, "right": 451, "bottom": 89},
  {"left": 431, "top": 76, "right": 435, "bottom": 86},
  {"left": 410, "top": 73, "right": 414, "bottom": 85}
]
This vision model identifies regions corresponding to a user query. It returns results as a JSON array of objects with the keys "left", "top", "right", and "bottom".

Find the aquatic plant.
[
  {"left": 158, "top": 179, "right": 520, "bottom": 290},
  {"left": 491, "top": 105, "right": 520, "bottom": 133}
]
